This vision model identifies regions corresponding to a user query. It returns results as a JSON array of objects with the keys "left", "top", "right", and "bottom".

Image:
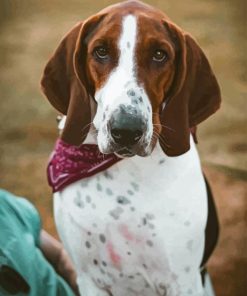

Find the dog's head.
[{"left": 41, "top": 0, "right": 221, "bottom": 157}]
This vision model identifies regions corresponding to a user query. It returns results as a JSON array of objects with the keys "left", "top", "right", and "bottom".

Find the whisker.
[
  {"left": 150, "top": 113, "right": 176, "bottom": 133},
  {"left": 159, "top": 136, "right": 171, "bottom": 149},
  {"left": 79, "top": 127, "right": 98, "bottom": 145},
  {"left": 153, "top": 123, "right": 176, "bottom": 132},
  {"left": 89, "top": 130, "right": 98, "bottom": 137},
  {"left": 81, "top": 121, "right": 94, "bottom": 133},
  {"left": 79, "top": 122, "right": 95, "bottom": 140},
  {"left": 152, "top": 131, "right": 171, "bottom": 148}
]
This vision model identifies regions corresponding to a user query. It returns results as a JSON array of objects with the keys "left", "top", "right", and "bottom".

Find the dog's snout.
[{"left": 109, "top": 107, "right": 145, "bottom": 146}]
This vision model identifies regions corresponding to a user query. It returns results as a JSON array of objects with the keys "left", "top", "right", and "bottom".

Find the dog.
[{"left": 41, "top": 1, "right": 221, "bottom": 295}]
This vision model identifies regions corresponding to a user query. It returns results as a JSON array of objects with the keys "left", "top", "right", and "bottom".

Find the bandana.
[{"left": 47, "top": 139, "right": 121, "bottom": 192}]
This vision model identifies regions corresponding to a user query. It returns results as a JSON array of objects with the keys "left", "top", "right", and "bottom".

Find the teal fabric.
[{"left": 0, "top": 189, "right": 75, "bottom": 296}]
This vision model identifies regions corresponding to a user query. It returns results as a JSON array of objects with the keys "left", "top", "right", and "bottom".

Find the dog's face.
[
  {"left": 41, "top": 1, "right": 221, "bottom": 157},
  {"left": 85, "top": 13, "right": 175, "bottom": 157}
]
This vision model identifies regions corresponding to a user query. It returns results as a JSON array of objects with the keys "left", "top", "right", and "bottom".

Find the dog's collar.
[{"left": 47, "top": 139, "right": 121, "bottom": 192}]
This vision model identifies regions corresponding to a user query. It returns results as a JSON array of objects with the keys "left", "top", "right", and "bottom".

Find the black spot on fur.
[
  {"left": 117, "top": 196, "right": 130, "bottom": 205},
  {"left": 106, "top": 188, "right": 113, "bottom": 196},
  {"left": 86, "top": 195, "right": 91, "bottom": 203},
  {"left": 85, "top": 241, "right": 91, "bottom": 248},
  {"left": 99, "top": 234, "right": 106, "bottom": 244},
  {"left": 96, "top": 183, "right": 102, "bottom": 192},
  {"left": 127, "top": 89, "right": 136, "bottom": 97}
]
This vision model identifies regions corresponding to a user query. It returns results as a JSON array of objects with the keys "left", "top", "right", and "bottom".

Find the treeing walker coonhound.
[{"left": 41, "top": 1, "right": 221, "bottom": 295}]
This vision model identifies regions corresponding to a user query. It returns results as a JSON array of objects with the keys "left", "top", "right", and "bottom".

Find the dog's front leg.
[{"left": 77, "top": 275, "right": 110, "bottom": 296}]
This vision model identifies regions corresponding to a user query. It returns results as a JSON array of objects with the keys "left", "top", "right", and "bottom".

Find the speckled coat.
[{"left": 54, "top": 136, "right": 207, "bottom": 296}]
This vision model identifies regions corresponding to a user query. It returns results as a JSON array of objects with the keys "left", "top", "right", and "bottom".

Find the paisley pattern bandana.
[{"left": 47, "top": 139, "right": 121, "bottom": 192}]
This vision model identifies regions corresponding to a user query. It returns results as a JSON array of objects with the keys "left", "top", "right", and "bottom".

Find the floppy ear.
[
  {"left": 40, "top": 15, "right": 104, "bottom": 145},
  {"left": 160, "top": 21, "right": 221, "bottom": 156}
]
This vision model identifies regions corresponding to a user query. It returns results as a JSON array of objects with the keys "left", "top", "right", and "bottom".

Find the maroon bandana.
[{"left": 47, "top": 139, "right": 121, "bottom": 192}]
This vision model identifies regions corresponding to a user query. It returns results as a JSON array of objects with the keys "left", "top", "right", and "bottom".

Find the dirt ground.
[{"left": 0, "top": 0, "right": 246, "bottom": 295}]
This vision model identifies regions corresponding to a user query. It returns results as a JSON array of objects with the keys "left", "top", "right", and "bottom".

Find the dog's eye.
[
  {"left": 94, "top": 46, "right": 109, "bottom": 60},
  {"left": 153, "top": 50, "right": 168, "bottom": 62}
]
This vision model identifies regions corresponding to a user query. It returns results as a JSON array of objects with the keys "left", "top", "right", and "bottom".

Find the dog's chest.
[{"left": 54, "top": 141, "right": 207, "bottom": 296}]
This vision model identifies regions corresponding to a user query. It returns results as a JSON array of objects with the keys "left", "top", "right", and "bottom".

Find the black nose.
[
  {"left": 109, "top": 106, "right": 145, "bottom": 146},
  {"left": 111, "top": 128, "right": 143, "bottom": 145}
]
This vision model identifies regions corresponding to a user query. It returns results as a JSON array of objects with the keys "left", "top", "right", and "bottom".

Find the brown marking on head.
[{"left": 75, "top": 13, "right": 123, "bottom": 95}]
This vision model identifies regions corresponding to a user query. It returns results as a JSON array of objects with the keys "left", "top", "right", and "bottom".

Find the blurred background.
[{"left": 0, "top": 0, "right": 246, "bottom": 295}]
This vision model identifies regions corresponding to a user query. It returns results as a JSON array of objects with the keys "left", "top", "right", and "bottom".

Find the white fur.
[
  {"left": 54, "top": 137, "right": 207, "bottom": 296},
  {"left": 94, "top": 15, "right": 153, "bottom": 155}
]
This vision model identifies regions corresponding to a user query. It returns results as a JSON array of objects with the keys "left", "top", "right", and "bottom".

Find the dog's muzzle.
[{"left": 108, "top": 105, "right": 147, "bottom": 156}]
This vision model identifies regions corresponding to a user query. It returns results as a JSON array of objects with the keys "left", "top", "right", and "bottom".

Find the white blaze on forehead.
[
  {"left": 94, "top": 14, "right": 138, "bottom": 105},
  {"left": 118, "top": 14, "right": 137, "bottom": 78}
]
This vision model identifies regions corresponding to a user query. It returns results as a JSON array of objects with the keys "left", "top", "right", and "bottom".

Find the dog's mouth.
[
  {"left": 94, "top": 127, "right": 153, "bottom": 158},
  {"left": 114, "top": 147, "right": 135, "bottom": 158}
]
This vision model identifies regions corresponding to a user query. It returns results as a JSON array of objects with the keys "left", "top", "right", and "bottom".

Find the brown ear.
[
  {"left": 40, "top": 15, "right": 104, "bottom": 145},
  {"left": 160, "top": 21, "right": 221, "bottom": 156},
  {"left": 41, "top": 22, "right": 83, "bottom": 115}
]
